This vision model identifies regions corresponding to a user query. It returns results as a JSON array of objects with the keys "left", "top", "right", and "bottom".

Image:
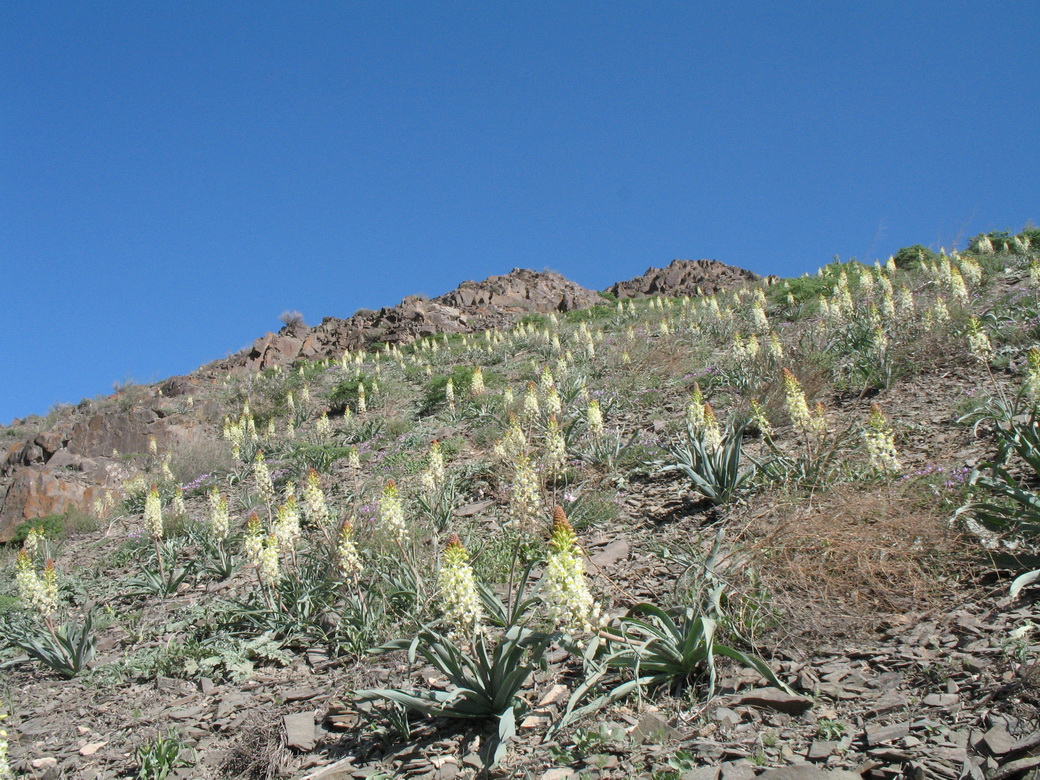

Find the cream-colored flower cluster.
[
  {"left": 22, "top": 526, "right": 45, "bottom": 560},
  {"left": 543, "top": 416, "right": 567, "bottom": 475},
  {"left": 522, "top": 381, "right": 540, "bottom": 422},
  {"left": 438, "top": 534, "right": 483, "bottom": 641},
  {"left": 686, "top": 384, "right": 723, "bottom": 450},
  {"left": 144, "top": 484, "right": 163, "bottom": 540},
  {"left": 864, "top": 405, "right": 901, "bottom": 474},
  {"left": 274, "top": 494, "right": 301, "bottom": 551},
  {"left": 750, "top": 399, "right": 772, "bottom": 438},
  {"left": 243, "top": 514, "right": 280, "bottom": 588},
  {"left": 508, "top": 455, "right": 544, "bottom": 534},
  {"left": 208, "top": 486, "right": 230, "bottom": 540},
  {"left": 16, "top": 552, "right": 58, "bottom": 620},
  {"left": 171, "top": 486, "right": 186, "bottom": 517},
  {"left": 577, "top": 322, "right": 596, "bottom": 358},
  {"left": 421, "top": 440, "right": 446, "bottom": 495},
  {"left": 493, "top": 416, "right": 527, "bottom": 463},
  {"left": 0, "top": 711, "right": 10, "bottom": 780},
  {"left": 256, "top": 537, "right": 280, "bottom": 587},
  {"left": 751, "top": 301, "right": 770, "bottom": 334},
  {"left": 357, "top": 382, "right": 367, "bottom": 414},
  {"left": 544, "top": 507, "right": 601, "bottom": 634},
  {"left": 337, "top": 520, "right": 363, "bottom": 578},
  {"left": 315, "top": 411, "right": 332, "bottom": 442},
  {"left": 587, "top": 399, "right": 604, "bottom": 439},
  {"left": 93, "top": 489, "right": 115, "bottom": 521},
  {"left": 253, "top": 452, "right": 276, "bottom": 510},
  {"left": 686, "top": 384, "right": 707, "bottom": 432},
  {"left": 783, "top": 370, "right": 826, "bottom": 437},
  {"left": 469, "top": 366, "right": 486, "bottom": 397},
  {"left": 967, "top": 317, "right": 993, "bottom": 363},
  {"left": 444, "top": 378, "right": 455, "bottom": 413},
  {"left": 303, "top": 469, "right": 330, "bottom": 528},
  {"left": 243, "top": 514, "right": 264, "bottom": 561},
  {"left": 379, "top": 480, "right": 408, "bottom": 544}
]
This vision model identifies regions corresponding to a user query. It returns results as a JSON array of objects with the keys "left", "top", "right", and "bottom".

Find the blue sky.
[{"left": 2, "top": 2, "right": 1037, "bottom": 423}]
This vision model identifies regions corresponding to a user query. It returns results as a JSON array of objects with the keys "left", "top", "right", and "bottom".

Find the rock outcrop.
[
  {"left": 214, "top": 268, "right": 603, "bottom": 373},
  {"left": 607, "top": 258, "right": 762, "bottom": 299},
  {"left": 1, "top": 258, "right": 761, "bottom": 538},
  {"left": 435, "top": 267, "right": 601, "bottom": 314},
  {"left": 0, "top": 391, "right": 199, "bottom": 541}
]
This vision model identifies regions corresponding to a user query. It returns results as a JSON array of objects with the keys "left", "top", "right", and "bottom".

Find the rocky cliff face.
[
  {"left": 607, "top": 258, "right": 762, "bottom": 299},
  {"left": 0, "top": 388, "right": 201, "bottom": 540},
  {"left": 210, "top": 268, "right": 604, "bottom": 374},
  {"left": 0, "top": 260, "right": 755, "bottom": 540}
]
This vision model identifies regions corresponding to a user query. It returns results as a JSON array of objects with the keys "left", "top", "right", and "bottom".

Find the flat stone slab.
[
  {"left": 736, "top": 687, "right": 813, "bottom": 715},
  {"left": 865, "top": 721, "right": 910, "bottom": 746},
  {"left": 284, "top": 711, "right": 316, "bottom": 751}
]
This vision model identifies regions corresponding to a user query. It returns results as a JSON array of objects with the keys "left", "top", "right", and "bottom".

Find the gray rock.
[
  {"left": 590, "top": 539, "right": 630, "bottom": 568},
  {"left": 866, "top": 691, "right": 906, "bottom": 716},
  {"left": 982, "top": 724, "right": 1014, "bottom": 755},
  {"left": 682, "top": 768, "right": 719, "bottom": 780},
  {"left": 284, "top": 711, "right": 316, "bottom": 751},
  {"left": 807, "top": 741, "right": 837, "bottom": 760},
  {"left": 633, "top": 712, "right": 682, "bottom": 743},
  {"left": 758, "top": 769, "right": 862, "bottom": 780},
  {"left": 714, "top": 707, "right": 742, "bottom": 728},
  {"left": 719, "top": 763, "right": 758, "bottom": 780},
  {"left": 865, "top": 722, "right": 910, "bottom": 746},
  {"left": 608, "top": 259, "right": 762, "bottom": 300},
  {"left": 736, "top": 687, "right": 813, "bottom": 715}
]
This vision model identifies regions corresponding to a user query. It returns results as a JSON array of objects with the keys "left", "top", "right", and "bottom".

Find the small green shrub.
[
  {"left": 135, "top": 734, "right": 193, "bottom": 779},
  {"left": 10, "top": 515, "right": 64, "bottom": 544},
  {"left": 326, "top": 376, "right": 373, "bottom": 415},
  {"left": 419, "top": 366, "right": 479, "bottom": 415},
  {"left": 892, "top": 244, "right": 938, "bottom": 270}
]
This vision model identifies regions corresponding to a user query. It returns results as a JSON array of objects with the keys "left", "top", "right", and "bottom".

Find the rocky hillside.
[
  {"left": 0, "top": 260, "right": 751, "bottom": 540},
  {"left": 2, "top": 234, "right": 1040, "bottom": 780}
]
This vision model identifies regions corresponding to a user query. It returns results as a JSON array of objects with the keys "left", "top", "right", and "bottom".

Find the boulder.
[
  {"left": 436, "top": 268, "right": 601, "bottom": 313},
  {"left": 0, "top": 467, "right": 102, "bottom": 541}
]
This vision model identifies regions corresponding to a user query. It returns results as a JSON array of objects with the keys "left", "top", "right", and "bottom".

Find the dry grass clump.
[
  {"left": 738, "top": 483, "right": 965, "bottom": 639},
  {"left": 220, "top": 713, "right": 294, "bottom": 779},
  {"left": 168, "top": 433, "right": 236, "bottom": 484}
]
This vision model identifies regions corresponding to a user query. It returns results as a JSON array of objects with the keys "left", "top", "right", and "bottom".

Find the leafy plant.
[
  {"left": 127, "top": 561, "right": 194, "bottom": 598},
  {"left": 355, "top": 624, "right": 554, "bottom": 766},
  {"left": 135, "top": 734, "right": 193, "bottom": 779},
  {"left": 199, "top": 539, "right": 240, "bottom": 581},
  {"left": 182, "top": 633, "right": 291, "bottom": 682},
  {"left": 958, "top": 410, "right": 1040, "bottom": 588},
  {"left": 657, "top": 421, "right": 754, "bottom": 505},
  {"left": 327, "top": 377, "right": 373, "bottom": 415},
  {"left": 284, "top": 443, "right": 355, "bottom": 474},
  {"left": 0, "top": 611, "right": 96, "bottom": 679},
  {"left": 577, "top": 427, "right": 639, "bottom": 472},
  {"left": 815, "top": 719, "right": 847, "bottom": 740},
  {"left": 609, "top": 602, "right": 787, "bottom": 696},
  {"left": 415, "top": 477, "right": 461, "bottom": 534}
]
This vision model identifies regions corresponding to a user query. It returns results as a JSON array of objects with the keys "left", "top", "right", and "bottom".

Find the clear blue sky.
[{"left": 2, "top": 3, "right": 1037, "bottom": 423}]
